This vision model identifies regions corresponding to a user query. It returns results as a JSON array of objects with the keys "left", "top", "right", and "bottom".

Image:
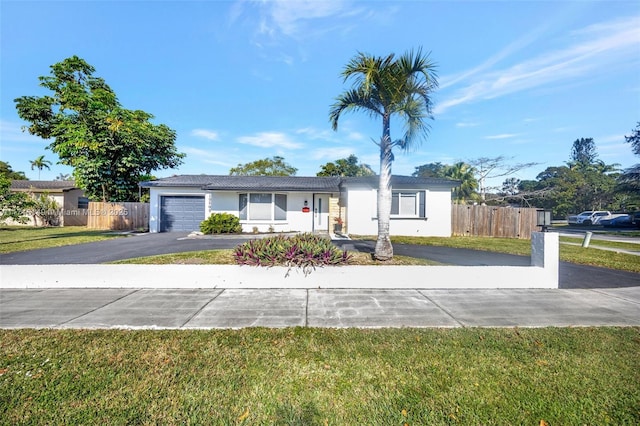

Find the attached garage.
[{"left": 160, "top": 196, "right": 205, "bottom": 232}]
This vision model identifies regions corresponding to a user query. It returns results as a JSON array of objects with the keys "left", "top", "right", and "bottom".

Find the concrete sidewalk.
[{"left": 2, "top": 287, "right": 639, "bottom": 329}]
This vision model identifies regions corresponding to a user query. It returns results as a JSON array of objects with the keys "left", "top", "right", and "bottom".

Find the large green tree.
[
  {"left": 0, "top": 176, "right": 33, "bottom": 224},
  {"left": 317, "top": 154, "right": 375, "bottom": 177},
  {"left": 15, "top": 56, "right": 184, "bottom": 201},
  {"left": 229, "top": 156, "right": 297, "bottom": 176},
  {"left": 0, "top": 161, "right": 27, "bottom": 180},
  {"left": 330, "top": 48, "right": 438, "bottom": 260},
  {"left": 29, "top": 155, "right": 51, "bottom": 179}
]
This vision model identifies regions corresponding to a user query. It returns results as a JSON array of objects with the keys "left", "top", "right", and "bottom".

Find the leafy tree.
[
  {"left": 229, "top": 156, "right": 297, "bottom": 176},
  {"left": 317, "top": 154, "right": 375, "bottom": 177},
  {"left": 330, "top": 48, "right": 438, "bottom": 260},
  {"left": 30, "top": 155, "right": 52, "bottom": 179},
  {"left": 412, "top": 162, "right": 447, "bottom": 178},
  {"left": 0, "top": 176, "right": 34, "bottom": 224},
  {"left": 15, "top": 56, "right": 184, "bottom": 202},
  {"left": 0, "top": 161, "right": 27, "bottom": 180},
  {"left": 617, "top": 123, "right": 640, "bottom": 207},
  {"left": 570, "top": 138, "right": 598, "bottom": 168}
]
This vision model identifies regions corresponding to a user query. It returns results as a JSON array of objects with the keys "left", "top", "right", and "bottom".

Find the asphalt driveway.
[{"left": 1, "top": 232, "right": 638, "bottom": 289}]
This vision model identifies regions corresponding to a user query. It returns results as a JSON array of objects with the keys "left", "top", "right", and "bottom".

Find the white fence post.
[{"left": 531, "top": 231, "right": 559, "bottom": 288}]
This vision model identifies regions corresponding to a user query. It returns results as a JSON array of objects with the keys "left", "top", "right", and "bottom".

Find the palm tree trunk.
[{"left": 375, "top": 117, "right": 394, "bottom": 261}]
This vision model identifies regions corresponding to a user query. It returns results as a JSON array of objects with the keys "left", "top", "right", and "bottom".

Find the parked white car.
[{"left": 567, "top": 211, "right": 612, "bottom": 225}]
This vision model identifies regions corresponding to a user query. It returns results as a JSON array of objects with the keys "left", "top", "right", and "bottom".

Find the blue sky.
[{"left": 1, "top": 0, "right": 639, "bottom": 189}]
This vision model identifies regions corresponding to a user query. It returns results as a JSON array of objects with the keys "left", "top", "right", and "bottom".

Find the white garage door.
[{"left": 160, "top": 196, "right": 205, "bottom": 232}]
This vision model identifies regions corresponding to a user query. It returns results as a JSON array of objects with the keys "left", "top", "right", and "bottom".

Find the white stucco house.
[{"left": 140, "top": 175, "right": 459, "bottom": 237}]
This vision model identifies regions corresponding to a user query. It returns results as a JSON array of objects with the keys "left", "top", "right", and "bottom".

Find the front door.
[{"left": 313, "top": 194, "right": 329, "bottom": 233}]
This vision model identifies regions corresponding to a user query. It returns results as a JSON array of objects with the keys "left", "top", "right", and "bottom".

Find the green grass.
[
  {"left": 0, "top": 226, "right": 123, "bottom": 254},
  {"left": 1, "top": 327, "right": 638, "bottom": 425},
  {"left": 378, "top": 235, "right": 640, "bottom": 273},
  {"left": 112, "top": 250, "right": 440, "bottom": 266}
]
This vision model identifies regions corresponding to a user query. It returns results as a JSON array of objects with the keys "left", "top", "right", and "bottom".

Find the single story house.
[
  {"left": 141, "top": 175, "right": 459, "bottom": 237},
  {"left": 9, "top": 180, "right": 88, "bottom": 226}
]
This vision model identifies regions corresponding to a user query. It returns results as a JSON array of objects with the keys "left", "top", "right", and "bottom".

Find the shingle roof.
[
  {"left": 140, "top": 174, "right": 459, "bottom": 191},
  {"left": 342, "top": 175, "right": 460, "bottom": 188},
  {"left": 140, "top": 175, "right": 342, "bottom": 191},
  {"left": 10, "top": 180, "right": 80, "bottom": 192}
]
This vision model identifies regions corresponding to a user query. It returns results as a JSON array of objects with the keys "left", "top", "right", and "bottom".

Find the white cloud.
[
  {"left": 181, "top": 147, "right": 233, "bottom": 167},
  {"left": 236, "top": 131, "right": 303, "bottom": 149},
  {"left": 310, "top": 147, "right": 356, "bottom": 160},
  {"left": 456, "top": 121, "right": 480, "bottom": 128},
  {"left": 435, "top": 15, "right": 640, "bottom": 114},
  {"left": 191, "top": 129, "right": 220, "bottom": 141},
  {"left": 484, "top": 133, "right": 520, "bottom": 140},
  {"left": 258, "top": 0, "right": 352, "bottom": 37}
]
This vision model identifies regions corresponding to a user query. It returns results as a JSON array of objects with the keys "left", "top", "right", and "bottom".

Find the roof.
[
  {"left": 10, "top": 180, "right": 81, "bottom": 192},
  {"left": 343, "top": 175, "right": 460, "bottom": 188},
  {"left": 140, "top": 175, "right": 342, "bottom": 191},
  {"left": 140, "top": 174, "right": 459, "bottom": 191}
]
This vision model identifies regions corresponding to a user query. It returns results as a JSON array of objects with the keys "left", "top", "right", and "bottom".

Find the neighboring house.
[
  {"left": 141, "top": 175, "right": 458, "bottom": 237},
  {"left": 9, "top": 180, "right": 88, "bottom": 226}
]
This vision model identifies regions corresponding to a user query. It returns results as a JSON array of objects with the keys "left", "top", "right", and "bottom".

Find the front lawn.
[
  {"left": 384, "top": 235, "right": 640, "bottom": 273},
  {"left": 0, "top": 226, "right": 123, "bottom": 254},
  {"left": 1, "top": 327, "right": 638, "bottom": 424}
]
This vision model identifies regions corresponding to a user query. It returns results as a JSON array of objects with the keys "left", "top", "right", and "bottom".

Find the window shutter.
[{"left": 419, "top": 191, "right": 426, "bottom": 218}]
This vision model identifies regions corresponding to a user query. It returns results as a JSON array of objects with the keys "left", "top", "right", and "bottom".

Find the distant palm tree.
[
  {"left": 444, "top": 162, "right": 478, "bottom": 203},
  {"left": 30, "top": 155, "right": 52, "bottom": 179},
  {"left": 330, "top": 48, "right": 438, "bottom": 260}
]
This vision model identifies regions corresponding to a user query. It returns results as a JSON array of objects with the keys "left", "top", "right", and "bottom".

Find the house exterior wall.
[
  {"left": 149, "top": 183, "right": 453, "bottom": 237},
  {"left": 150, "top": 188, "right": 328, "bottom": 233},
  {"left": 62, "top": 189, "right": 88, "bottom": 226},
  {"left": 345, "top": 186, "right": 452, "bottom": 237},
  {"left": 210, "top": 191, "right": 318, "bottom": 233}
]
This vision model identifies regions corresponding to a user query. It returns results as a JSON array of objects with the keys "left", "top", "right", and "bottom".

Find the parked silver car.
[{"left": 567, "top": 211, "right": 612, "bottom": 225}]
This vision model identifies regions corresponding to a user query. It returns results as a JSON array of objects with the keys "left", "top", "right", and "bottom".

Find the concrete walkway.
[{"left": 2, "top": 287, "right": 639, "bottom": 329}]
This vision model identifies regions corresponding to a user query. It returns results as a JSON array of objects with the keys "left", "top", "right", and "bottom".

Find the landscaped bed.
[{"left": 1, "top": 327, "right": 638, "bottom": 424}]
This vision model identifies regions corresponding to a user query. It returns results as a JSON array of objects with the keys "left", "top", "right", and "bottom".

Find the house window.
[
  {"left": 238, "top": 193, "right": 287, "bottom": 221},
  {"left": 391, "top": 191, "right": 426, "bottom": 217},
  {"left": 77, "top": 197, "right": 89, "bottom": 209}
]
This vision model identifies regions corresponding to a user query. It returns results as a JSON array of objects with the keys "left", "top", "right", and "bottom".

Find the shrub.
[
  {"left": 234, "top": 233, "right": 351, "bottom": 272},
  {"left": 200, "top": 213, "right": 242, "bottom": 234},
  {"left": 30, "top": 193, "right": 61, "bottom": 226}
]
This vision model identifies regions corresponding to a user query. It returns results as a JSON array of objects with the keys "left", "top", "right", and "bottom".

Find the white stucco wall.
[
  {"left": 210, "top": 191, "right": 317, "bottom": 233},
  {"left": 150, "top": 188, "right": 324, "bottom": 233},
  {"left": 345, "top": 187, "right": 452, "bottom": 237}
]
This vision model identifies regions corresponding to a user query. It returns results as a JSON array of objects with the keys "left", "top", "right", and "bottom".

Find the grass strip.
[
  {"left": 1, "top": 327, "right": 638, "bottom": 425},
  {"left": 0, "top": 226, "right": 123, "bottom": 254},
  {"left": 112, "top": 250, "right": 440, "bottom": 266}
]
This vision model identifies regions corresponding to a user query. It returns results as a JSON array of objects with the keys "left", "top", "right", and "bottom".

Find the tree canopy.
[
  {"left": 229, "top": 156, "right": 297, "bottom": 176},
  {"left": 330, "top": 48, "right": 438, "bottom": 260},
  {"left": 14, "top": 56, "right": 184, "bottom": 201},
  {"left": 413, "top": 161, "right": 478, "bottom": 203},
  {"left": 317, "top": 155, "right": 375, "bottom": 177},
  {"left": 0, "top": 161, "right": 27, "bottom": 180}
]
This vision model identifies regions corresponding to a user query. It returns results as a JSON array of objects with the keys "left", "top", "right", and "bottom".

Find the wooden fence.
[
  {"left": 86, "top": 202, "right": 149, "bottom": 231},
  {"left": 452, "top": 205, "right": 540, "bottom": 239}
]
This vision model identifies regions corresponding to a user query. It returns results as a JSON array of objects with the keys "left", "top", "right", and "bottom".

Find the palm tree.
[
  {"left": 30, "top": 155, "right": 52, "bottom": 179},
  {"left": 444, "top": 162, "right": 478, "bottom": 204},
  {"left": 330, "top": 48, "right": 438, "bottom": 260}
]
